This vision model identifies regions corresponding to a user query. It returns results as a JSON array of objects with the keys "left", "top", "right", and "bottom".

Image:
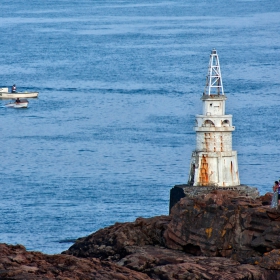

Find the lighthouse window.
[
  {"left": 210, "top": 103, "right": 212, "bottom": 107},
  {"left": 204, "top": 120, "right": 215, "bottom": 127},
  {"left": 222, "top": 120, "right": 230, "bottom": 126}
]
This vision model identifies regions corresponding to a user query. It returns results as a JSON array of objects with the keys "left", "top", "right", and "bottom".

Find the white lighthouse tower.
[{"left": 188, "top": 49, "right": 240, "bottom": 187}]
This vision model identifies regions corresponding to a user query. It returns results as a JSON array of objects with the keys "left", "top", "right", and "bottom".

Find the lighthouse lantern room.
[{"left": 188, "top": 49, "right": 240, "bottom": 187}]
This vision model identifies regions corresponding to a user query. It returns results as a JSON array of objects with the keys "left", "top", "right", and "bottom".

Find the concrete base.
[{"left": 169, "top": 184, "right": 260, "bottom": 214}]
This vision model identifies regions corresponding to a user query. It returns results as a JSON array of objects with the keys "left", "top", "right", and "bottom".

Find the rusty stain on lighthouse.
[{"left": 188, "top": 49, "right": 240, "bottom": 187}]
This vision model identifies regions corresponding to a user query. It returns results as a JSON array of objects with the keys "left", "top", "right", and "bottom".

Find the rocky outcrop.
[
  {"left": 1, "top": 190, "right": 280, "bottom": 279},
  {"left": 116, "top": 245, "right": 276, "bottom": 280},
  {"left": 0, "top": 243, "right": 150, "bottom": 280},
  {"left": 165, "top": 190, "right": 275, "bottom": 262},
  {"left": 62, "top": 216, "right": 171, "bottom": 260},
  {"left": 62, "top": 190, "right": 280, "bottom": 279}
]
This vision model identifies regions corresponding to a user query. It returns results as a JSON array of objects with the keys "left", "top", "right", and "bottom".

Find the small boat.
[
  {"left": 0, "top": 87, "right": 39, "bottom": 99},
  {"left": 5, "top": 99, "right": 29, "bottom": 108}
]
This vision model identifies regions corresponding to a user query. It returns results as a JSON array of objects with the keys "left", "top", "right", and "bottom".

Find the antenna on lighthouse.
[{"left": 204, "top": 49, "right": 224, "bottom": 95}]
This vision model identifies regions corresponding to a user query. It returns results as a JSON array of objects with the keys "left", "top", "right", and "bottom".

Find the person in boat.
[
  {"left": 15, "top": 98, "right": 20, "bottom": 103},
  {"left": 12, "top": 84, "right": 17, "bottom": 93}
]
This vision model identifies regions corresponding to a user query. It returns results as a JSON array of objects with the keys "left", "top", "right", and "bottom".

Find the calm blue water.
[{"left": 0, "top": 0, "right": 280, "bottom": 254}]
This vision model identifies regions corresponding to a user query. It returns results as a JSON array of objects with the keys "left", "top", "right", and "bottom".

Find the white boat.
[
  {"left": 5, "top": 99, "right": 29, "bottom": 108},
  {"left": 0, "top": 87, "right": 39, "bottom": 99}
]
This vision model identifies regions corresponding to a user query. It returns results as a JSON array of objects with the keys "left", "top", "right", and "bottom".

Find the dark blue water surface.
[{"left": 0, "top": 0, "right": 280, "bottom": 254}]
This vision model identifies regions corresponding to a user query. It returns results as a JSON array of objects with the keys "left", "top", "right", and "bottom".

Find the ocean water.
[{"left": 0, "top": 0, "right": 280, "bottom": 254}]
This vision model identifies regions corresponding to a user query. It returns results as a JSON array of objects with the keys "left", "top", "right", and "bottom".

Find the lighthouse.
[
  {"left": 188, "top": 49, "right": 240, "bottom": 187},
  {"left": 169, "top": 49, "right": 259, "bottom": 212}
]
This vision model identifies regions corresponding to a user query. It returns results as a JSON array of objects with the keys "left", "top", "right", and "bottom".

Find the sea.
[{"left": 0, "top": 0, "right": 280, "bottom": 255}]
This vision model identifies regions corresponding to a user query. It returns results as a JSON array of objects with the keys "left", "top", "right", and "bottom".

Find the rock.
[
  {"left": 62, "top": 216, "right": 171, "bottom": 260},
  {"left": 258, "top": 249, "right": 280, "bottom": 270},
  {"left": 165, "top": 190, "right": 280, "bottom": 262},
  {"left": 2, "top": 190, "right": 280, "bottom": 279},
  {"left": 64, "top": 190, "right": 280, "bottom": 279},
  {"left": 169, "top": 184, "right": 260, "bottom": 212},
  {"left": 0, "top": 243, "right": 151, "bottom": 280},
  {"left": 117, "top": 245, "right": 272, "bottom": 280}
]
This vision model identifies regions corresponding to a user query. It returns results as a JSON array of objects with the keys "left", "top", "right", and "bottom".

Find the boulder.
[{"left": 63, "top": 216, "right": 171, "bottom": 260}]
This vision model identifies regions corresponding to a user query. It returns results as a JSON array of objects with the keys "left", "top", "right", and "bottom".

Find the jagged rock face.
[
  {"left": 0, "top": 243, "right": 150, "bottom": 280},
  {"left": 2, "top": 190, "right": 280, "bottom": 280},
  {"left": 117, "top": 245, "right": 275, "bottom": 280},
  {"left": 2, "top": 243, "right": 277, "bottom": 280},
  {"left": 65, "top": 190, "right": 278, "bottom": 263},
  {"left": 164, "top": 190, "right": 279, "bottom": 262},
  {"left": 63, "top": 190, "right": 280, "bottom": 279},
  {"left": 63, "top": 216, "right": 171, "bottom": 260}
]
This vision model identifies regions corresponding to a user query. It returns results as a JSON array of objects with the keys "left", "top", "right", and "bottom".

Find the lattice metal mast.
[{"left": 204, "top": 49, "right": 224, "bottom": 95}]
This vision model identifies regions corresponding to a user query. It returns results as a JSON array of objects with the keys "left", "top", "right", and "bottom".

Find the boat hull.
[
  {"left": 5, "top": 98, "right": 29, "bottom": 108},
  {"left": 0, "top": 87, "right": 39, "bottom": 99},
  {"left": 0, "top": 92, "right": 38, "bottom": 99},
  {"left": 5, "top": 102, "right": 29, "bottom": 108}
]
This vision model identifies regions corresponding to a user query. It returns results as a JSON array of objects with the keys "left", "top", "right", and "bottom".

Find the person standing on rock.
[
  {"left": 278, "top": 180, "right": 280, "bottom": 205},
  {"left": 273, "top": 181, "right": 279, "bottom": 192},
  {"left": 272, "top": 181, "right": 279, "bottom": 208}
]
